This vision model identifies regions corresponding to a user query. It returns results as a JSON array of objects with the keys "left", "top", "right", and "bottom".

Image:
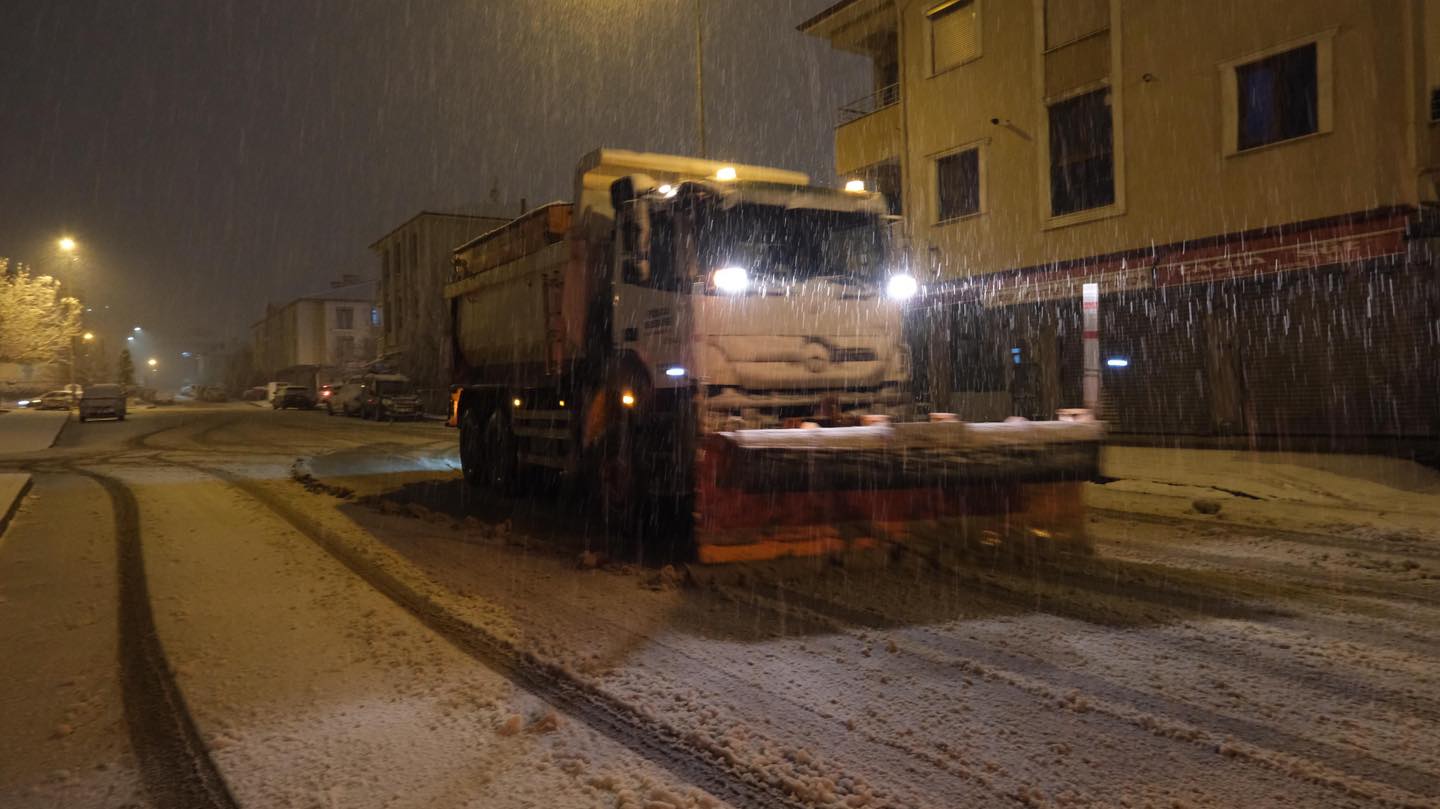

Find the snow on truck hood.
[{"left": 696, "top": 275, "right": 900, "bottom": 338}]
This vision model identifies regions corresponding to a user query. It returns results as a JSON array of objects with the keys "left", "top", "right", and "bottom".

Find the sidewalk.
[
  {"left": 1093, "top": 445, "right": 1440, "bottom": 541},
  {"left": 0, "top": 410, "right": 69, "bottom": 454}
]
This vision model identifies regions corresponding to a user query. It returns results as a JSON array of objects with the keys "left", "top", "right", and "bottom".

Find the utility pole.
[{"left": 694, "top": 0, "right": 706, "bottom": 158}]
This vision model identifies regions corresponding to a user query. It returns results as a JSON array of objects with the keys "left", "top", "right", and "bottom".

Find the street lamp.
[
  {"left": 82, "top": 332, "right": 94, "bottom": 341},
  {"left": 147, "top": 357, "right": 158, "bottom": 368},
  {"left": 58, "top": 236, "right": 76, "bottom": 253}
]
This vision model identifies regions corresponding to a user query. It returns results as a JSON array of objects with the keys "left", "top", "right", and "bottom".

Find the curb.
[{"left": 0, "top": 474, "right": 33, "bottom": 537}]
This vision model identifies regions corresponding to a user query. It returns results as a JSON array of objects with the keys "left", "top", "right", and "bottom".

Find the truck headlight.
[
  {"left": 886, "top": 273, "right": 918, "bottom": 301},
  {"left": 711, "top": 266, "right": 749, "bottom": 294}
]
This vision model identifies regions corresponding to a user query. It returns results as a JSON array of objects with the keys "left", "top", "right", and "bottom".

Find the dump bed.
[{"left": 445, "top": 203, "right": 572, "bottom": 379}]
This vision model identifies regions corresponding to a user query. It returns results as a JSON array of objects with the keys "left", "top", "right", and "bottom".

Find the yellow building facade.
[{"left": 805, "top": 0, "right": 1439, "bottom": 440}]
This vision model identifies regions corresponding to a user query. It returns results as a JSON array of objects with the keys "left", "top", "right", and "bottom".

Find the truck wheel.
[
  {"left": 481, "top": 411, "right": 518, "bottom": 494},
  {"left": 459, "top": 407, "right": 485, "bottom": 487},
  {"left": 582, "top": 385, "right": 646, "bottom": 557}
]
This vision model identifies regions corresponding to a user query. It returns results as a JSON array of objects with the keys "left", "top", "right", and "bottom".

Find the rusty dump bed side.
[{"left": 693, "top": 421, "right": 1102, "bottom": 564}]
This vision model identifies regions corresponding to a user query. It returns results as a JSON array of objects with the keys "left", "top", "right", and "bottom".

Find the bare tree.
[{"left": 0, "top": 259, "right": 84, "bottom": 365}]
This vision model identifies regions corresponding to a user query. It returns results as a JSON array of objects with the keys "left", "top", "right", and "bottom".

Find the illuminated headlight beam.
[
  {"left": 886, "top": 273, "right": 919, "bottom": 301},
  {"left": 712, "top": 266, "right": 749, "bottom": 294}
]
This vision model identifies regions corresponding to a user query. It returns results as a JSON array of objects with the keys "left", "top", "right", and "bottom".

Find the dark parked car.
[
  {"left": 358, "top": 374, "right": 422, "bottom": 420},
  {"left": 273, "top": 385, "right": 316, "bottom": 410},
  {"left": 327, "top": 378, "right": 366, "bottom": 416},
  {"left": 78, "top": 384, "right": 127, "bottom": 422},
  {"left": 242, "top": 386, "right": 268, "bottom": 401}
]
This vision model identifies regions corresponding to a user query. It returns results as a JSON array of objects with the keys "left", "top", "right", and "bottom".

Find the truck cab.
[{"left": 609, "top": 172, "right": 913, "bottom": 431}]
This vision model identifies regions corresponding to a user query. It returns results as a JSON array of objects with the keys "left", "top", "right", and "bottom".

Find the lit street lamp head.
[
  {"left": 82, "top": 332, "right": 94, "bottom": 341},
  {"left": 57, "top": 237, "right": 76, "bottom": 253},
  {"left": 147, "top": 358, "right": 158, "bottom": 368}
]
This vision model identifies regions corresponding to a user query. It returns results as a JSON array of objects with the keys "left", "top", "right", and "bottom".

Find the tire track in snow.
[
  {"left": 186, "top": 462, "right": 826, "bottom": 809},
  {"left": 79, "top": 469, "right": 240, "bottom": 809},
  {"left": 720, "top": 567, "right": 1440, "bottom": 806},
  {"left": 723, "top": 577, "right": 1440, "bottom": 808},
  {"left": 1091, "top": 522, "right": 1440, "bottom": 608},
  {"left": 1091, "top": 507, "right": 1440, "bottom": 564}
]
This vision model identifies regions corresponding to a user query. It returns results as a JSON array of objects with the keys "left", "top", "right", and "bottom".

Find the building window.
[
  {"left": 335, "top": 335, "right": 355, "bottom": 363},
  {"left": 935, "top": 148, "right": 980, "bottom": 222},
  {"left": 1236, "top": 43, "right": 1317, "bottom": 151},
  {"left": 854, "top": 159, "right": 903, "bottom": 216},
  {"left": 928, "top": 0, "right": 978, "bottom": 74},
  {"left": 1431, "top": 88, "right": 1440, "bottom": 123},
  {"left": 335, "top": 307, "right": 354, "bottom": 330},
  {"left": 1048, "top": 88, "right": 1114, "bottom": 217},
  {"left": 371, "top": 306, "right": 381, "bottom": 328}
]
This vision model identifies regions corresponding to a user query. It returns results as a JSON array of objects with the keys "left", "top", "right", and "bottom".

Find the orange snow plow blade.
[{"left": 693, "top": 420, "right": 1102, "bottom": 565}]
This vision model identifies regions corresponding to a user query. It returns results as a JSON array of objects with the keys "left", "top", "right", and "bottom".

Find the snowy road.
[{"left": 2, "top": 403, "right": 1438, "bottom": 808}]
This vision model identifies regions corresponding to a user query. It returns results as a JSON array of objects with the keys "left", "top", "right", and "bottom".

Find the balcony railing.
[{"left": 837, "top": 83, "right": 900, "bottom": 126}]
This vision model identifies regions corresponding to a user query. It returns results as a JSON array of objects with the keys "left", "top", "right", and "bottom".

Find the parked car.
[
  {"left": 327, "top": 378, "right": 367, "bottom": 416},
  {"left": 357, "top": 374, "right": 422, "bottom": 420},
  {"left": 273, "top": 385, "right": 316, "bottom": 410},
  {"left": 199, "top": 385, "right": 229, "bottom": 402},
  {"left": 35, "top": 390, "right": 77, "bottom": 410},
  {"left": 78, "top": 384, "right": 127, "bottom": 422},
  {"left": 242, "top": 386, "right": 268, "bottom": 401}
]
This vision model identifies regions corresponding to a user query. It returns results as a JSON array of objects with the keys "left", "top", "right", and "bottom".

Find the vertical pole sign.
[{"left": 1082, "top": 282, "right": 1100, "bottom": 416}]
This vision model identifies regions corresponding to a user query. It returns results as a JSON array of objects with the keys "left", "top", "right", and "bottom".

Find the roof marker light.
[
  {"left": 1107, "top": 357, "right": 1130, "bottom": 368},
  {"left": 844, "top": 179, "right": 865, "bottom": 193},
  {"left": 715, "top": 166, "right": 737, "bottom": 181}
]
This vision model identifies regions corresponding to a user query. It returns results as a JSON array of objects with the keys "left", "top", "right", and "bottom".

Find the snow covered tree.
[
  {"left": 0, "top": 259, "right": 84, "bottom": 365},
  {"left": 117, "top": 348, "right": 136, "bottom": 387}
]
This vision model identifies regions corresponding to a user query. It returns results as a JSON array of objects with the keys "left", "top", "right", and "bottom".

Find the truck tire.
[
  {"left": 481, "top": 410, "right": 518, "bottom": 494},
  {"left": 459, "top": 407, "right": 485, "bottom": 487},
  {"left": 582, "top": 377, "right": 649, "bottom": 558}
]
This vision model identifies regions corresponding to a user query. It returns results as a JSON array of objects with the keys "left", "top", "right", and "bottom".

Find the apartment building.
[
  {"left": 804, "top": 0, "right": 1439, "bottom": 440},
  {"left": 371, "top": 211, "right": 509, "bottom": 389},
  {"left": 251, "top": 282, "right": 378, "bottom": 385}
]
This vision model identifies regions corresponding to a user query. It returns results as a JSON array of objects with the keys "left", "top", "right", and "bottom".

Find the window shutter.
[{"left": 930, "top": 1, "right": 978, "bottom": 72}]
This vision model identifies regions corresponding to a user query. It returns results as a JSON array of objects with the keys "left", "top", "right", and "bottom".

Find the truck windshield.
[{"left": 698, "top": 203, "right": 886, "bottom": 284}]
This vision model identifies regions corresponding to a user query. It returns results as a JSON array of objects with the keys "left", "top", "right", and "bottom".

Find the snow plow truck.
[{"left": 445, "top": 149, "right": 1101, "bottom": 563}]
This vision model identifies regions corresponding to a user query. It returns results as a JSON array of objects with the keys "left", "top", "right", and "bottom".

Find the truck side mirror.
[{"left": 619, "top": 200, "right": 651, "bottom": 284}]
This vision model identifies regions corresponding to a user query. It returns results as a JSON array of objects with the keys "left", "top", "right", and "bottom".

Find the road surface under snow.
[{"left": 1, "top": 403, "right": 1438, "bottom": 808}]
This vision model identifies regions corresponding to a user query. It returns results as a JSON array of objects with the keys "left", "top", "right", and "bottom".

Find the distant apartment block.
[{"left": 250, "top": 278, "right": 378, "bottom": 384}]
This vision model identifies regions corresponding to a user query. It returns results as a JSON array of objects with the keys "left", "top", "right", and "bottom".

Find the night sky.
[{"left": 0, "top": 0, "right": 865, "bottom": 347}]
